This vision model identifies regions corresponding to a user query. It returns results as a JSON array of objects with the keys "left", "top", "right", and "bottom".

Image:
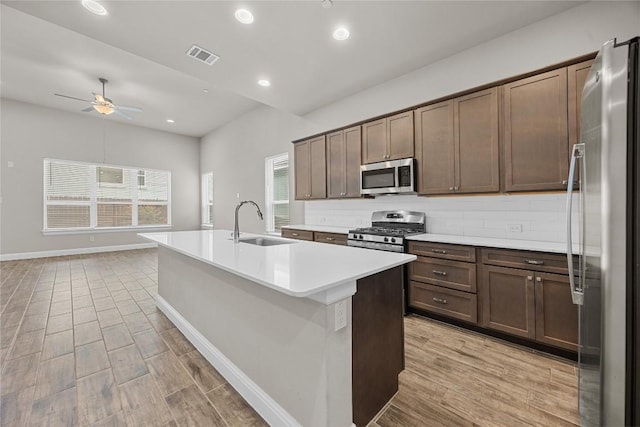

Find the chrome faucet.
[{"left": 233, "top": 200, "right": 264, "bottom": 243}]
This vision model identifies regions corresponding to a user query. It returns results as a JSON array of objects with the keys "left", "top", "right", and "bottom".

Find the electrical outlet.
[
  {"left": 507, "top": 224, "right": 523, "bottom": 233},
  {"left": 334, "top": 300, "right": 347, "bottom": 331}
]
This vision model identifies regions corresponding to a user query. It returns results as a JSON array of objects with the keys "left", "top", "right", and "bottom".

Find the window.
[
  {"left": 44, "top": 159, "right": 171, "bottom": 232},
  {"left": 202, "top": 172, "right": 214, "bottom": 226},
  {"left": 265, "top": 153, "right": 289, "bottom": 233}
]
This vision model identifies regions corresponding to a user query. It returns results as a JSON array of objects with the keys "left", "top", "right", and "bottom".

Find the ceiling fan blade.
[
  {"left": 81, "top": 107, "right": 95, "bottom": 112},
  {"left": 54, "top": 93, "right": 92, "bottom": 103},
  {"left": 116, "top": 105, "right": 143, "bottom": 112},
  {"left": 114, "top": 110, "right": 133, "bottom": 120}
]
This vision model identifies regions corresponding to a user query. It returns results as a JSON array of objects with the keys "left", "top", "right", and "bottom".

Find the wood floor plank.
[
  {"left": 206, "top": 383, "right": 268, "bottom": 427},
  {"left": 74, "top": 320, "right": 102, "bottom": 347},
  {"left": 133, "top": 328, "right": 168, "bottom": 359},
  {"left": 46, "top": 312, "right": 72, "bottom": 335},
  {"left": 1, "top": 353, "right": 40, "bottom": 397},
  {"left": 165, "top": 384, "right": 226, "bottom": 426},
  {"left": 0, "top": 386, "right": 35, "bottom": 427},
  {"left": 93, "top": 296, "right": 117, "bottom": 312},
  {"left": 9, "top": 329, "right": 45, "bottom": 360},
  {"left": 118, "top": 374, "right": 174, "bottom": 425},
  {"left": 161, "top": 327, "right": 196, "bottom": 357},
  {"left": 18, "top": 313, "right": 47, "bottom": 334},
  {"left": 76, "top": 369, "right": 122, "bottom": 425},
  {"left": 33, "top": 353, "right": 75, "bottom": 400},
  {"left": 102, "top": 323, "right": 134, "bottom": 352},
  {"left": 29, "top": 386, "right": 77, "bottom": 426},
  {"left": 123, "top": 311, "right": 153, "bottom": 334},
  {"left": 96, "top": 308, "right": 123, "bottom": 328},
  {"left": 179, "top": 350, "right": 226, "bottom": 393},
  {"left": 76, "top": 341, "right": 111, "bottom": 379},
  {"left": 41, "top": 329, "right": 74, "bottom": 360},
  {"left": 146, "top": 351, "right": 193, "bottom": 396},
  {"left": 108, "top": 344, "right": 149, "bottom": 385}
]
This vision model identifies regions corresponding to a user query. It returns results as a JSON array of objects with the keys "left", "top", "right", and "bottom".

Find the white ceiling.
[{"left": 1, "top": 1, "right": 586, "bottom": 138}]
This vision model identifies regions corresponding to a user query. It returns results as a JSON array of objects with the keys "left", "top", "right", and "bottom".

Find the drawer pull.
[
  {"left": 292, "top": 233, "right": 299, "bottom": 237},
  {"left": 431, "top": 249, "right": 447, "bottom": 254},
  {"left": 524, "top": 259, "right": 545, "bottom": 265},
  {"left": 432, "top": 297, "right": 448, "bottom": 304},
  {"left": 326, "top": 237, "right": 334, "bottom": 241},
  {"left": 432, "top": 270, "right": 448, "bottom": 276}
]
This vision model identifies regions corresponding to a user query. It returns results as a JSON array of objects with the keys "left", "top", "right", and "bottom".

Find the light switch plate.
[{"left": 507, "top": 224, "right": 523, "bottom": 233}]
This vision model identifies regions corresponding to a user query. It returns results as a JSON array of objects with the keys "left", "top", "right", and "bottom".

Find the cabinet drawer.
[
  {"left": 314, "top": 232, "right": 347, "bottom": 246},
  {"left": 409, "top": 257, "right": 476, "bottom": 293},
  {"left": 408, "top": 281, "right": 477, "bottom": 324},
  {"left": 481, "top": 248, "right": 568, "bottom": 275},
  {"left": 281, "top": 228, "right": 314, "bottom": 241},
  {"left": 408, "top": 241, "right": 476, "bottom": 262}
]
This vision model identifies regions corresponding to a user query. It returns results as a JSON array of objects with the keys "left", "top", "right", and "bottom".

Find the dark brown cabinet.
[
  {"left": 294, "top": 136, "right": 326, "bottom": 200},
  {"left": 415, "top": 88, "right": 499, "bottom": 195},
  {"left": 535, "top": 272, "right": 578, "bottom": 351},
  {"left": 480, "top": 248, "right": 578, "bottom": 350},
  {"left": 326, "top": 126, "right": 362, "bottom": 199},
  {"left": 314, "top": 231, "right": 347, "bottom": 245},
  {"left": 362, "top": 111, "right": 414, "bottom": 164},
  {"left": 503, "top": 68, "right": 569, "bottom": 192},
  {"left": 281, "top": 228, "right": 314, "bottom": 241},
  {"left": 408, "top": 241, "right": 478, "bottom": 324},
  {"left": 481, "top": 264, "right": 536, "bottom": 339}
]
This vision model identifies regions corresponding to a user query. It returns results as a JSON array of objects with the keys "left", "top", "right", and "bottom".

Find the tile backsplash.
[{"left": 304, "top": 193, "right": 579, "bottom": 243}]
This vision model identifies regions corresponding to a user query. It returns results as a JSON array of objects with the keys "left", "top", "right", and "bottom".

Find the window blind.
[
  {"left": 43, "top": 159, "right": 171, "bottom": 231},
  {"left": 202, "top": 172, "right": 214, "bottom": 225},
  {"left": 265, "top": 153, "right": 290, "bottom": 233}
]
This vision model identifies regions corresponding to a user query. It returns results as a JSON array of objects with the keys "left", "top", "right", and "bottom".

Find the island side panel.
[
  {"left": 352, "top": 266, "right": 404, "bottom": 426},
  {"left": 156, "top": 246, "right": 353, "bottom": 427}
]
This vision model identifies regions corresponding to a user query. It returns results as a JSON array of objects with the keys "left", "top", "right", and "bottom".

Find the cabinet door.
[
  {"left": 294, "top": 141, "right": 310, "bottom": 200},
  {"left": 414, "top": 101, "right": 455, "bottom": 195},
  {"left": 344, "top": 126, "right": 362, "bottom": 197},
  {"left": 481, "top": 265, "right": 536, "bottom": 339},
  {"left": 387, "top": 111, "right": 414, "bottom": 160},
  {"left": 503, "top": 68, "right": 569, "bottom": 192},
  {"left": 455, "top": 87, "right": 500, "bottom": 193},
  {"left": 568, "top": 59, "right": 593, "bottom": 151},
  {"left": 535, "top": 272, "right": 578, "bottom": 351},
  {"left": 309, "top": 136, "right": 327, "bottom": 199},
  {"left": 362, "top": 118, "right": 387, "bottom": 164},
  {"left": 326, "top": 130, "right": 345, "bottom": 199}
]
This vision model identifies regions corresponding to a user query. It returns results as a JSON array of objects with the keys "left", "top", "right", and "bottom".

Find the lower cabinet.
[
  {"left": 281, "top": 228, "right": 347, "bottom": 245},
  {"left": 280, "top": 228, "right": 314, "bottom": 241},
  {"left": 408, "top": 243, "right": 578, "bottom": 353}
]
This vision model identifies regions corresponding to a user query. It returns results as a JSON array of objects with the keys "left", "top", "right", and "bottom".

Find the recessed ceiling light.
[
  {"left": 257, "top": 79, "right": 271, "bottom": 87},
  {"left": 235, "top": 9, "right": 254, "bottom": 24},
  {"left": 81, "top": 0, "right": 108, "bottom": 16},
  {"left": 166, "top": 119, "right": 175, "bottom": 124},
  {"left": 322, "top": 0, "right": 333, "bottom": 9},
  {"left": 203, "top": 88, "right": 209, "bottom": 93},
  {"left": 333, "top": 27, "right": 350, "bottom": 41}
]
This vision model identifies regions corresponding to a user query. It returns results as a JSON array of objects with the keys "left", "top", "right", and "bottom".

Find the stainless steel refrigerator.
[{"left": 566, "top": 37, "right": 639, "bottom": 426}]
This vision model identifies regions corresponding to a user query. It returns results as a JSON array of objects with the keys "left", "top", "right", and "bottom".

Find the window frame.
[
  {"left": 42, "top": 158, "right": 172, "bottom": 235},
  {"left": 201, "top": 172, "right": 214, "bottom": 228},
  {"left": 264, "top": 153, "right": 290, "bottom": 234}
]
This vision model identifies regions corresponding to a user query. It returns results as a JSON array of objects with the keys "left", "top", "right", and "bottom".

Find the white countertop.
[
  {"left": 406, "top": 233, "right": 576, "bottom": 254},
  {"left": 139, "top": 230, "right": 415, "bottom": 299},
  {"left": 282, "top": 224, "right": 352, "bottom": 234}
]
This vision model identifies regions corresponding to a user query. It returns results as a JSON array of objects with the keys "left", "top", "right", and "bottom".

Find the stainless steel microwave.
[{"left": 360, "top": 157, "right": 416, "bottom": 195}]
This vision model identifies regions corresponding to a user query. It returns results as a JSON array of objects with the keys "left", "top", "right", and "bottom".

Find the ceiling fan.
[{"left": 54, "top": 77, "right": 143, "bottom": 120}]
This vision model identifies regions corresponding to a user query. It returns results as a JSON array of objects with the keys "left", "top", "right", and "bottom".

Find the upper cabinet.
[
  {"left": 415, "top": 87, "right": 499, "bottom": 195},
  {"left": 503, "top": 68, "right": 569, "bottom": 192},
  {"left": 568, "top": 59, "right": 594, "bottom": 151},
  {"left": 327, "top": 126, "right": 362, "bottom": 199},
  {"left": 362, "top": 111, "right": 414, "bottom": 164},
  {"left": 294, "top": 136, "right": 326, "bottom": 200}
]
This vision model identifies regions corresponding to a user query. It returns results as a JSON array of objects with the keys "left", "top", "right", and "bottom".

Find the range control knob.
[
  {"left": 383, "top": 237, "right": 389, "bottom": 243},
  {"left": 358, "top": 235, "right": 363, "bottom": 239},
  {"left": 390, "top": 238, "right": 396, "bottom": 243}
]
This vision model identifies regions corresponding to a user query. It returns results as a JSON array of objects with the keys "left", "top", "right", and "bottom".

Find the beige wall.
[
  {"left": 200, "top": 1, "right": 640, "bottom": 233},
  {"left": 0, "top": 98, "right": 200, "bottom": 255}
]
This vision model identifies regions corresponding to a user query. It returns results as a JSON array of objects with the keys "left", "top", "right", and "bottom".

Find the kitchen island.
[{"left": 139, "top": 230, "right": 416, "bottom": 427}]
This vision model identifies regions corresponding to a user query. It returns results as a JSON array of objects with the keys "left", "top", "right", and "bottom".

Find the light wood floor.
[{"left": 1, "top": 249, "right": 578, "bottom": 426}]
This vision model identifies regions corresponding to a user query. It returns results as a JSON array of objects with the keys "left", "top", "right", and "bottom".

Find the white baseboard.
[
  {"left": 0, "top": 242, "right": 158, "bottom": 261},
  {"left": 156, "top": 295, "right": 302, "bottom": 427}
]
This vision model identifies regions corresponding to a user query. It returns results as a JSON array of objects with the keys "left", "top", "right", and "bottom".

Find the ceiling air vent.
[{"left": 186, "top": 45, "right": 219, "bottom": 66}]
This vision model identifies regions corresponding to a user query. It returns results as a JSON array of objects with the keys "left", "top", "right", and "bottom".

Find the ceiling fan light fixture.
[
  {"left": 93, "top": 104, "right": 114, "bottom": 115},
  {"left": 333, "top": 27, "right": 350, "bottom": 41},
  {"left": 81, "top": 0, "right": 108, "bottom": 16}
]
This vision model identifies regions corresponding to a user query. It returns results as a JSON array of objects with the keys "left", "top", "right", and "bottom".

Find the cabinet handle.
[
  {"left": 524, "top": 259, "right": 545, "bottom": 265},
  {"left": 432, "top": 270, "right": 448, "bottom": 276},
  {"left": 536, "top": 276, "right": 542, "bottom": 282},
  {"left": 431, "top": 249, "right": 447, "bottom": 254},
  {"left": 454, "top": 186, "right": 459, "bottom": 191},
  {"left": 292, "top": 233, "right": 299, "bottom": 237},
  {"left": 449, "top": 187, "right": 454, "bottom": 191},
  {"left": 326, "top": 237, "right": 334, "bottom": 241},
  {"left": 432, "top": 297, "right": 448, "bottom": 304},
  {"left": 527, "top": 275, "right": 533, "bottom": 281}
]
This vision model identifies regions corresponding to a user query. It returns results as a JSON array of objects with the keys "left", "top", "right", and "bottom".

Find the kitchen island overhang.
[{"left": 139, "top": 230, "right": 416, "bottom": 427}]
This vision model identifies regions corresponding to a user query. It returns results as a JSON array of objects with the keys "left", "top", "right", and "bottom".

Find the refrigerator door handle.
[{"left": 566, "top": 143, "right": 584, "bottom": 305}]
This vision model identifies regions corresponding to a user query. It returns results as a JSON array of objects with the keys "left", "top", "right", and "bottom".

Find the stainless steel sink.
[{"left": 238, "top": 237, "right": 295, "bottom": 246}]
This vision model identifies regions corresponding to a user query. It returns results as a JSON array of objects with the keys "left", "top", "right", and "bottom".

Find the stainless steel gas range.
[{"left": 347, "top": 211, "right": 426, "bottom": 253}]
